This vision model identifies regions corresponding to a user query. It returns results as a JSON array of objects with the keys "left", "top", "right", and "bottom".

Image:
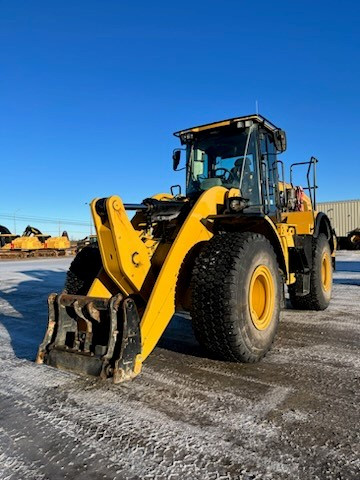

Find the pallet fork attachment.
[{"left": 36, "top": 293, "right": 142, "bottom": 383}]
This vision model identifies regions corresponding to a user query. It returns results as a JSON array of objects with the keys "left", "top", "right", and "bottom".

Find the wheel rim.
[
  {"left": 321, "top": 252, "right": 331, "bottom": 292},
  {"left": 249, "top": 265, "right": 275, "bottom": 330}
]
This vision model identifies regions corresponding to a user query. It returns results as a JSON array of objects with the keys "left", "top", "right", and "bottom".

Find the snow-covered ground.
[{"left": 0, "top": 252, "right": 359, "bottom": 479}]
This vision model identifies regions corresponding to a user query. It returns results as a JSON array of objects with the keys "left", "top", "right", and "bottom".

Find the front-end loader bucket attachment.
[{"left": 36, "top": 293, "right": 142, "bottom": 383}]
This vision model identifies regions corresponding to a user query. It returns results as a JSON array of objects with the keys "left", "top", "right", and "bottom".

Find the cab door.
[{"left": 259, "top": 131, "right": 279, "bottom": 217}]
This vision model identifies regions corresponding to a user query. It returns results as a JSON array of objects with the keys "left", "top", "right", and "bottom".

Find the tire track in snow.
[
  {"left": 0, "top": 255, "right": 359, "bottom": 479},
  {"left": 0, "top": 359, "right": 298, "bottom": 479}
]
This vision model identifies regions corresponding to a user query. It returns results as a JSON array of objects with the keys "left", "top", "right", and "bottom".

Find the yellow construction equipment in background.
[
  {"left": 0, "top": 225, "right": 18, "bottom": 248},
  {"left": 37, "top": 114, "right": 335, "bottom": 383},
  {"left": 44, "top": 234, "right": 71, "bottom": 251},
  {"left": 2, "top": 225, "right": 47, "bottom": 251},
  {"left": 1, "top": 225, "right": 70, "bottom": 256}
]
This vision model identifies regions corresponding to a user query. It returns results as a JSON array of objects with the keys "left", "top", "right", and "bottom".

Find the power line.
[
  {"left": 0, "top": 213, "right": 90, "bottom": 227},
  {"left": 36, "top": 229, "right": 90, "bottom": 234}
]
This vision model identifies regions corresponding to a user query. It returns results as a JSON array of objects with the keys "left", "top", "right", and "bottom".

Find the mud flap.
[
  {"left": 293, "top": 273, "right": 310, "bottom": 296},
  {"left": 36, "top": 293, "right": 142, "bottom": 383}
]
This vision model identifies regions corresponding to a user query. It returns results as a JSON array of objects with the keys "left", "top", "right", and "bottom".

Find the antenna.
[{"left": 255, "top": 100, "right": 259, "bottom": 114}]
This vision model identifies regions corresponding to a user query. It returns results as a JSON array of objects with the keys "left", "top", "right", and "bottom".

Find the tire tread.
[
  {"left": 289, "top": 233, "right": 331, "bottom": 311},
  {"left": 190, "top": 232, "right": 280, "bottom": 363},
  {"left": 64, "top": 245, "right": 102, "bottom": 295}
]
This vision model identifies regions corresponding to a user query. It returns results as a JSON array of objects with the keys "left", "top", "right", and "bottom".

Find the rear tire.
[
  {"left": 64, "top": 245, "right": 102, "bottom": 295},
  {"left": 289, "top": 233, "right": 332, "bottom": 311},
  {"left": 190, "top": 232, "right": 281, "bottom": 363}
]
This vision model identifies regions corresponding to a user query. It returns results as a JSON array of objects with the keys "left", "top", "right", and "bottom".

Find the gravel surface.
[{"left": 0, "top": 253, "right": 359, "bottom": 480}]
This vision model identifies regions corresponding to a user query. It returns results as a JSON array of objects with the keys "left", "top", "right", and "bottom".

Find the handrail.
[{"left": 290, "top": 157, "right": 318, "bottom": 211}]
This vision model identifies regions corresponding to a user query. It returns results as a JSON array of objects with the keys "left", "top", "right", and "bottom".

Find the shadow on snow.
[
  {"left": 5, "top": 258, "right": 358, "bottom": 363},
  {"left": 334, "top": 260, "right": 360, "bottom": 286},
  {"left": 0, "top": 269, "right": 66, "bottom": 361},
  {"left": 0, "top": 269, "right": 208, "bottom": 363}
]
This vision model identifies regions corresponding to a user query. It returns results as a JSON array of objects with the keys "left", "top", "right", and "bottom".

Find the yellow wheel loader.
[{"left": 36, "top": 114, "right": 335, "bottom": 383}]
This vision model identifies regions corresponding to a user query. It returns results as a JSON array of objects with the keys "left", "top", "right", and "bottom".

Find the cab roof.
[{"left": 173, "top": 114, "right": 280, "bottom": 138}]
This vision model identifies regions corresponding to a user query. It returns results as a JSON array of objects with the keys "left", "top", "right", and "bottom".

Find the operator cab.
[{"left": 173, "top": 114, "right": 287, "bottom": 214}]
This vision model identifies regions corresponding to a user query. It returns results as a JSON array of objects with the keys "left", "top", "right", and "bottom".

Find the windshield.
[{"left": 186, "top": 129, "right": 260, "bottom": 205}]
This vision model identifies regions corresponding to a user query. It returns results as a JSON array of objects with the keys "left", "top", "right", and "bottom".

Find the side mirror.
[
  {"left": 274, "top": 129, "right": 287, "bottom": 153},
  {"left": 172, "top": 149, "right": 181, "bottom": 171}
]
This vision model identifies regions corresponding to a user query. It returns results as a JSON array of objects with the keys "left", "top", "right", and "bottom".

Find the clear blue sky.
[{"left": 1, "top": 0, "right": 359, "bottom": 238}]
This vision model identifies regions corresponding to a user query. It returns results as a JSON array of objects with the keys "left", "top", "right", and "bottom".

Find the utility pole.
[
  {"left": 13, "top": 209, "right": 21, "bottom": 234},
  {"left": 85, "top": 203, "right": 93, "bottom": 235}
]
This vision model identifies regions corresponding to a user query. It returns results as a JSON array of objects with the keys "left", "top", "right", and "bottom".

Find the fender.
[
  {"left": 212, "top": 214, "right": 289, "bottom": 282},
  {"left": 314, "top": 212, "right": 335, "bottom": 251}
]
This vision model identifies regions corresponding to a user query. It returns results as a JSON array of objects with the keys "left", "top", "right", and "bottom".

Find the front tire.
[
  {"left": 64, "top": 244, "right": 102, "bottom": 295},
  {"left": 190, "top": 232, "right": 281, "bottom": 363}
]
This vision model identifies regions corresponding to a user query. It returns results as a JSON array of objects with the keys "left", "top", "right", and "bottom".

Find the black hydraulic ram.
[{"left": 124, "top": 198, "right": 187, "bottom": 222}]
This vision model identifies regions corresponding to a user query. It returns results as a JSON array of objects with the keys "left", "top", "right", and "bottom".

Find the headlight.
[{"left": 229, "top": 197, "right": 247, "bottom": 212}]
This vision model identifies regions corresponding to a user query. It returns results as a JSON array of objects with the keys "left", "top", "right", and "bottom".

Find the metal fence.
[{"left": 317, "top": 199, "right": 360, "bottom": 237}]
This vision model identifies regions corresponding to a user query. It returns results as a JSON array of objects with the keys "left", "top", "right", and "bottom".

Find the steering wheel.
[{"left": 214, "top": 168, "right": 232, "bottom": 181}]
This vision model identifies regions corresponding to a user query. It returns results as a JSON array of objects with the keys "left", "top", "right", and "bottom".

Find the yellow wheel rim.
[
  {"left": 249, "top": 265, "right": 275, "bottom": 331},
  {"left": 321, "top": 252, "right": 331, "bottom": 292}
]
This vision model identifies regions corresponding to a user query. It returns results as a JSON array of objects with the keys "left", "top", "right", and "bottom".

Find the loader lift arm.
[
  {"left": 93, "top": 187, "right": 241, "bottom": 365},
  {"left": 37, "top": 186, "right": 243, "bottom": 381}
]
